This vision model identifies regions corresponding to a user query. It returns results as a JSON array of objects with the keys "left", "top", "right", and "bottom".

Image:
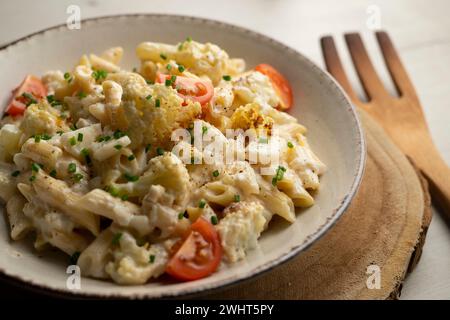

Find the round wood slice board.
[{"left": 202, "top": 109, "right": 432, "bottom": 300}]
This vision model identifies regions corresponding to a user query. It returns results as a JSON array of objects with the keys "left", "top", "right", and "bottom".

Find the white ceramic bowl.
[{"left": 0, "top": 14, "right": 365, "bottom": 298}]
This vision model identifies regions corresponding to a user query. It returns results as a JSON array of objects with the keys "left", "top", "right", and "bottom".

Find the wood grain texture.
[
  {"left": 203, "top": 110, "right": 432, "bottom": 300},
  {"left": 321, "top": 32, "right": 450, "bottom": 220}
]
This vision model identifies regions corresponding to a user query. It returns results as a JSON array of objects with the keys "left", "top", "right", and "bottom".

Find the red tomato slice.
[
  {"left": 166, "top": 217, "right": 222, "bottom": 281},
  {"left": 6, "top": 100, "right": 27, "bottom": 117},
  {"left": 254, "top": 64, "right": 293, "bottom": 110},
  {"left": 6, "top": 75, "right": 47, "bottom": 116},
  {"left": 155, "top": 73, "right": 214, "bottom": 106}
]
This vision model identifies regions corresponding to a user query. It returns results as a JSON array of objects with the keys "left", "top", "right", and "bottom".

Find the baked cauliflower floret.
[
  {"left": 216, "top": 201, "right": 266, "bottom": 262},
  {"left": 114, "top": 152, "right": 192, "bottom": 204},
  {"left": 105, "top": 72, "right": 202, "bottom": 148},
  {"left": 105, "top": 231, "right": 168, "bottom": 285},
  {"left": 143, "top": 153, "right": 191, "bottom": 206},
  {"left": 136, "top": 40, "right": 245, "bottom": 85},
  {"left": 223, "top": 161, "right": 260, "bottom": 196},
  {"left": 232, "top": 71, "right": 280, "bottom": 108},
  {"left": 142, "top": 185, "right": 190, "bottom": 238},
  {"left": 19, "top": 101, "right": 62, "bottom": 137}
]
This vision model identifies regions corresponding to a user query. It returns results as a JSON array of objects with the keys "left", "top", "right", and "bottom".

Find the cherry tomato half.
[
  {"left": 6, "top": 75, "right": 47, "bottom": 116},
  {"left": 254, "top": 64, "right": 293, "bottom": 110},
  {"left": 155, "top": 73, "right": 214, "bottom": 106},
  {"left": 166, "top": 217, "right": 222, "bottom": 281}
]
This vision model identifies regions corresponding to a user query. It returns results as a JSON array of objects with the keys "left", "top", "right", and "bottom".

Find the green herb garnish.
[
  {"left": 68, "top": 163, "right": 76, "bottom": 174},
  {"left": 11, "top": 170, "right": 20, "bottom": 177},
  {"left": 124, "top": 173, "right": 139, "bottom": 182},
  {"left": 31, "top": 163, "right": 40, "bottom": 172},
  {"left": 112, "top": 233, "right": 122, "bottom": 245},
  {"left": 156, "top": 147, "right": 164, "bottom": 156}
]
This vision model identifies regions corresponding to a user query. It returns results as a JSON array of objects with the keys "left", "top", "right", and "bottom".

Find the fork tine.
[
  {"left": 320, "top": 36, "right": 359, "bottom": 102},
  {"left": 344, "top": 33, "right": 388, "bottom": 100},
  {"left": 375, "top": 31, "right": 417, "bottom": 99}
]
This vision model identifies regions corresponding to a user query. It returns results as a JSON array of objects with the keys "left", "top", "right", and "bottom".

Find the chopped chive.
[
  {"left": 186, "top": 36, "right": 192, "bottom": 42},
  {"left": 68, "top": 163, "right": 76, "bottom": 174},
  {"left": 160, "top": 53, "right": 167, "bottom": 60},
  {"left": 69, "top": 136, "right": 77, "bottom": 146},
  {"left": 69, "top": 251, "right": 81, "bottom": 265},
  {"left": 11, "top": 170, "right": 20, "bottom": 177},
  {"left": 127, "top": 154, "right": 135, "bottom": 161},
  {"left": 121, "top": 194, "right": 129, "bottom": 201},
  {"left": 222, "top": 75, "right": 231, "bottom": 81},
  {"left": 211, "top": 215, "right": 218, "bottom": 225},
  {"left": 104, "top": 135, "right": 111, "bottom": 141},
  {"left": 145, "top": 94, "right": 152, "bottom": 100},
  {"left": 73, "top": 173, "right": 84, "bottom": 182},
  {"left": 70, "top": 124, "right": 77, "bottom": 131},
  {"left": 34, "top": 135, "right": 41, "bottom": 143},
  {"left": 212, "top": 170, "right": 219, "bottom": 177},
  {"left": 29, "top": 175, "right": 36, "bottom": 182},
  {"left": 124, "top": 173, "right": 139, "bottom": 182},
  {"left": 107, "top": 186, "right": 119, "bottom": 197},
  {"left": 77, "top": 91, "right": 87, "bottom": 99},
  {"left": 31, "top": 163, "right": 40, "bottom": 172},
  {"left": 57, "top": 131, "right": 64, "bottom": 136},
  {"left": 178, "top": 65, "right": 185, "bottom": 72},
  {"left": 22, "top": 92, "right": 37, "bottom": 106},
  {"left": 170, "top": 75, "right": 177, "bottom": 84},
  {"left": 80, "top": 148, "right": 89, "bottom": 156},
  {"left": 178, "top": 212, "right": 184, "bottom": 220},
  {"left": 145, "top": 144, "right": 152, "bottom": 152},
  {"left": 156, "top": 147, "right": 164, "bottom": 156},
  {"left": 111, "top": 233, "right": 122, "bottom": 245},
  {"left": 199, "top": 199, "right": 206, "bottom": 209},
  {"left": 149, "top": 255, "right": 155, "bottom": 264},
  {"left": 234, "top": 194, "right": 241, "bottom": 202},
  {"left": 165, "top": 79, "right": 171, "bottom": 86},
  {"left": 41, "top": 133, "right": 51, "bottom": 140},
  {"left": 114, "top": 144, "right": 122, "bottom": 150},
  {"left": 113, "top": 130, "right": 125, "bottom": 139},
  {"left": 146, "top": 79, "right": 154, "bottom": 85},
  {"left": 64, "top": 72, "right": 71, "bottom": 80},
  {"left": 92, "top": 70, "right": 108, "bottom": 81},
  {"left": 272, "top": 165, "right": 287, "bottom": 186},
  {"left": 77, "top": 133, "right": 83, "bottom": 142},
  {"left": 178, "top": 43, "right": 183, "bottom": 51},
  {"left": 287, "top": 141, "right": 294, "bottom": 148},
  {"left": 202, "top": 126, "right": 208, "bottom": 135},
  {"left": 155, "top": 99, "right": 161, "bottom": 108},
  {"left": 166, "top": 64, "right": 172, "bottom": 70},
  {"left": 46, "top": 95, "right": 55, "bottom": 103},
  {"left": 49, "top": 169, "right": 57, "bottom": 177}
]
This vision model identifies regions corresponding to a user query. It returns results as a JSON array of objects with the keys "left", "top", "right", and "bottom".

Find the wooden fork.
[{"left": 320, "top": 31, "right": 450, "bottom": 219}]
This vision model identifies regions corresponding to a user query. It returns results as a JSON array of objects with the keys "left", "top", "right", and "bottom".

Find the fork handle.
[{"left": 414, "top": 143, "right": 450, "bottom": 220}]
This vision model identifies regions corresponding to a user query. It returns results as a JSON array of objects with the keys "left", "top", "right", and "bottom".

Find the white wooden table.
[{"left": 1, "top": 0, "right": 449, "bottom": 299}]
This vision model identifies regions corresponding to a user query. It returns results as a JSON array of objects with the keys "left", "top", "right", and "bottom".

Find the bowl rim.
[{"left": 0, "top": 13, "right": 366, "bottom": 299}]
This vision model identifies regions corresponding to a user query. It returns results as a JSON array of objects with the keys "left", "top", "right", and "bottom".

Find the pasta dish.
[{"left": 0, "top": 38, "right": 325, "bottom": 284}]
